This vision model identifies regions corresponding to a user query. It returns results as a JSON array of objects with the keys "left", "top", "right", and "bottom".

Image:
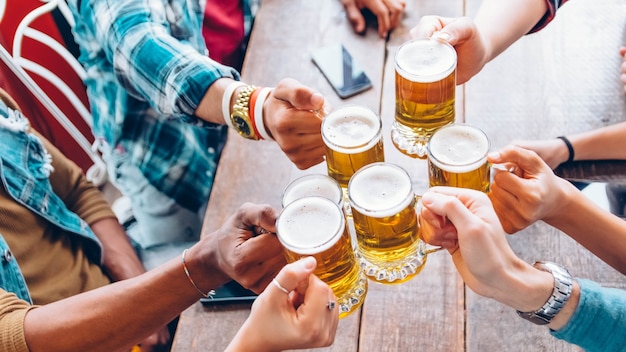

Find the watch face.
[{"left": 233, "top": 115, "right": 252, "bottom": 137}]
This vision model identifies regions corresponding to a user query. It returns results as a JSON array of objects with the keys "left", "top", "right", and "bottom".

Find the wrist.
[
  {"left": 226, "top": 321, "right": 277, "bottom": 352},
  {"left": 542, "top": 177, "right": 577, "bottom": 226},
  {"left": 516, "top": 262, "right": 574, "bottom": 326},
  {"left": 490, "top": 261, "right": 555, "bottom": 313},
  {"left": 556, "top": 136, "right": 574, "bottom": 163},
  {"left": 182, "top": 246, "right": 229, "bottom": 297}
]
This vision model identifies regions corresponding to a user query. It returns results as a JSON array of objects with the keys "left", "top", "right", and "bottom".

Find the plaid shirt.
[
  {"left": 68, "top": 0, "right": 255, "bottom": 212},
  {"left": 530, "top": 0, "right": 570, "bottom": 33}
]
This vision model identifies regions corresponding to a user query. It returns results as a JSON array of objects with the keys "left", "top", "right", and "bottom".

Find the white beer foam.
[
  {"left": 283, "top": 175, "right": 342, "bottom": 206},
  {"left": 349, "top": 163, "right": 413, "bottom": 218},
  {"left": 277, "top": 197, "right": 344, "bottom": 254},
  {"left": 322, "top": 106, "right": 381, "bottom": 154},
  {"left": 396, "top": 39, "right": 456, "bottom": 83},
  {"left": 428, "top": 125, "right": 489, "bottom": 173}
]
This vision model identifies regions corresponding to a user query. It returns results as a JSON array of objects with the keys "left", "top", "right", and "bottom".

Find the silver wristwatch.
[{"left": 516, "top": 261, "right": 573, "bottom": 325}]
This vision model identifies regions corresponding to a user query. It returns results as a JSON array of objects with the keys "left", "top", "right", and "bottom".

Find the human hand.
[
  {"left": 410, "top": 16, "right": 488, "bottom": 84},
  {"left": 619, "top": 46, "right": 626, "bottom": 93},
  {"left": 419, "top": 187, "right": 552, "bottom": 312},
  {"left": 264, "top": 78, "right": 326, "bottom": 170},
  {"left": 510, "top": 138, "right": 570, "bottom": 169},
  {"left": 488, "top": 145, "right": 572, "bottom": 234},
  {"left": 226, "top": 257, "right": 338, "bottom": 352},
  {"left": 341, "top": 0, "right": 406, "bottom": 38},
  {"left": 197, "top": 203, "right": 287, "bottom": 293}
]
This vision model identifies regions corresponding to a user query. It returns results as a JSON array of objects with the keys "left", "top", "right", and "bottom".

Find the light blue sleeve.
[{"left": 550, "top": 279, "right": 626, "bottom": 352}]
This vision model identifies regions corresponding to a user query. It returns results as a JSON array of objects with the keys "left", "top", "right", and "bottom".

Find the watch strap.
[{"left": 516, "top": 261, "right": 573, "bottom": 325}]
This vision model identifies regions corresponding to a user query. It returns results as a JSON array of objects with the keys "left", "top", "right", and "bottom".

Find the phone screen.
[{"left": 311, "top": 44, "right": 373, "bottom": 99}]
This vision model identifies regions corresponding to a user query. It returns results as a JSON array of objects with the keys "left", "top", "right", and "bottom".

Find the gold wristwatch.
[{"left": 230, "top": 85, "right": 259, "bottom": 140}]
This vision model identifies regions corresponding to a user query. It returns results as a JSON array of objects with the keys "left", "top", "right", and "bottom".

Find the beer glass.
[
  {"left": 276, "top": 196, "right": 368, "bottom": 318},
  {"left": 348, "top": 162, "right": 428, "bottom": 284},
  {"left": 281, "top": 174, "right": 344, "bottom": 208},
  {"left": 281, "top": 174, "right": 355, "bottom": 240},
  {"left": 392, "top": 38, "right": 457, "bottom": 158},
  {"left": 322, "top": 105, "right": 385, "bottom": 190},
  {"left": 427, "top": 124, "right": 491, "bottom": 193}
]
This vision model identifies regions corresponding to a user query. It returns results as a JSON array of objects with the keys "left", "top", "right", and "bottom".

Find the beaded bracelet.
[{"left": 181, "top": 249, "right": 210, "bottom": 298}]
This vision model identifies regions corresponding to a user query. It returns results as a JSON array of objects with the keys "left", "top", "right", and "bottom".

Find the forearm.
[
  {"left": 567, "top": 122, "right": 626, "bottom": 161},
  {"left": 474, "top": 0, "right": 547, "bottom": 64},
  {"left": 90, "top": 218, "right": 146, "bottom": 281},
  {"left": 23, "top": 248, "right": 227, "bottom": 352},
  {"left": 194, "top": 77, "right": 241, "bottom": 125},
  {"left": 544, "top": 179, "right": 626, "bottom": 274}
]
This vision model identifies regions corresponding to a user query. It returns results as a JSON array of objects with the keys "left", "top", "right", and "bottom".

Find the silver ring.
[
  {"left": 272, "top": 278, "right": 289, "bottom": 294},
  {"left": 327, "top": 300, "right": 336, "bottom": 310}
]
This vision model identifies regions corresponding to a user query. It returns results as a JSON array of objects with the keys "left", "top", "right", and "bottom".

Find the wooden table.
[{"left": 172, "top": 0, "right": 626, "bottom": 351}]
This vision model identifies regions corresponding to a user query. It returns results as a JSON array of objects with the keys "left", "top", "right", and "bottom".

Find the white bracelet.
[
  {"left": 221, "top": 81, "right": 247, "bottom": 129},
  {"left": 254, "top": 87, "right": 274, "bottom": 141}
]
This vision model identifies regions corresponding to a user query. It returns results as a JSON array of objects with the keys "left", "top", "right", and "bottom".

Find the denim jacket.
[{"left": 0, "top": 101, "right": 102, "bottom": 303}]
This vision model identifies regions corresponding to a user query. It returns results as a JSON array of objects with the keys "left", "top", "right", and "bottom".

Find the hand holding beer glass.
[
  {"left": 392, "top": 38, "right": 457, "bottom": 158},
  {"left": 276, "top": 196, "right": 368, "bottom": 318},
  {"left": 427, "top": 124, "right": 491, "bottom": 192},
  {"left": 348, "top": 162, "right": 430, "bottom": 284}
]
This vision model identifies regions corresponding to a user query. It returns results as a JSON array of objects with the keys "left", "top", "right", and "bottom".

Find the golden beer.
[
  {"left": 427, "top": 124, "right": 490, "bottom": 192},
  {"left": 348, "top": 162, "right": 427, "bottom": 284},
  {"left": 392, "top": 38, "right": 457, "bottom": 158},
  {"left": 276, "top": 196, "right": 367, "bottom": 318},
  {"left": 322, "top": 105, "right": 385, "bottom": 189}
]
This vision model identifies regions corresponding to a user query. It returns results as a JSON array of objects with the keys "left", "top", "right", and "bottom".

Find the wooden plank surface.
[
  {"left": 172, "top": 0, "right": 385, "bottom": 350},
  {"left": 463, "top": 0, "right": 626, "bottom": 351}
]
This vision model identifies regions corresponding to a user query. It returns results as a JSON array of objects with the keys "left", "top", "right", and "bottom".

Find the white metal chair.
[{"left": 0, "top": 0, "right": 107, "bottom": 185}]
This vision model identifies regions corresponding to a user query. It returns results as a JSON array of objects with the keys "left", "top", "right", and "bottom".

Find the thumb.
[
  {"left": 273, "top": 78, "right": 325, "bottom": 111},
  {"left": 269, "top": 256, "right": 317, "bottom": 295},
  {"left": 430, "top": 16, "right": 476, "bottom": 47}
]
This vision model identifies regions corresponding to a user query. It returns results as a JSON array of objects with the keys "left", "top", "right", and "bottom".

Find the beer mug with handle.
[
  {"left": 276, "top": 196, "right": 368, "bottom": 318},
  {"left": 348, "top": 162, "right": 431, "bottom": 284},
  {"left": 392, "top": 38, "right": 457, "bottom": 158},
  {"left": 427, "top": 123, "right": 491, "bottom": 193}
]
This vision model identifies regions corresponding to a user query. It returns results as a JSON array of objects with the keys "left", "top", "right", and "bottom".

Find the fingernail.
[
  {"left": 433, "top": 31, "right": 451, "bottom": 42},
  {"left": 421, "top": 192, "right": 434, "bottom": 205},
  {"left": 488, "top": 151, "right": 501, "bottom": 160},
  {"left": 311, "top": 92, "right": 324, "bottom": 104},
  {"left": 301, "top": 256, "right": 316, "bottom": 269}
]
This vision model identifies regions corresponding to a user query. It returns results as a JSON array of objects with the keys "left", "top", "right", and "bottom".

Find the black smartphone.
[
  {"left": 311, "top": 44, "right": 373, "bottom": 99},
  {"left": 199, "top": 280, "right": 257, "bottom": 305}
]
